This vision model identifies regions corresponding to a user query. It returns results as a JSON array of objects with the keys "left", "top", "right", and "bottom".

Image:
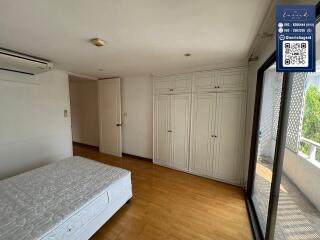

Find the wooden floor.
[{"left": 73, "top": 143, "right": 253, "bottom": 240}]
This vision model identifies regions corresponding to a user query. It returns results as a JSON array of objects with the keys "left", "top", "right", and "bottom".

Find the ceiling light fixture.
[
  {"left": 90, "top": 38, "right": 106, "bottom": 47},
  {"left": 184, "top": 53, "right": 191, "bottom": 57}
]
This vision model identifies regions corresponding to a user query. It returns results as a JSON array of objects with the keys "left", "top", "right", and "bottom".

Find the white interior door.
[
  {"left": 98, "top": 78, "right": 122, "bottom": 157},
  {"left": 171, "top": 94, "right": 191, "bottom": 171},
  {"left": 214, "top": 92, "right": 245, "bottom": 184},
  {"left": 154, "top": 95, "right": 171, "bottom": 166},
  {"left": 190, "top": 93, "right": 216, "bottom": 176}
]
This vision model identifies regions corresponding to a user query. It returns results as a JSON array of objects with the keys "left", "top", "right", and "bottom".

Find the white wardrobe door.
[
  {"left": 193, "top": 71, "right": 214, "bottom": 92},
  {"left": 171, "top": 94, "right": 191, "bottom": 171},
  {"left": 214, "top": 92, "right": 245, "bottom": 184},
  {"left": 154, "top": 76, "right": 171, "bottom": 94},
  {"left": 171, "top": 73, "right": 192, "bottom": 93},
  {"left": 215, "top": 69, "right": 247, "bottom": 91},
  {"left": 98, "top": 78, "right": 122, "bottom": 157},
  {"left": 154, "top": 95, "right": 171, "bottom": 166},
  {"left": 190, "top": 93, "right": 216, "bottom": 176}
]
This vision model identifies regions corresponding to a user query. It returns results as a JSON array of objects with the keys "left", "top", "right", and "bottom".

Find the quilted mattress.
[{"left": 0, "top": 156, "right": 132, "bottom": 240}]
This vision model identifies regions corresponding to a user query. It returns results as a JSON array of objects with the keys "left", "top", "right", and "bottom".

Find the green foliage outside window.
[{"left": 300, "top": 85, "right": 320, "bottom": 161}]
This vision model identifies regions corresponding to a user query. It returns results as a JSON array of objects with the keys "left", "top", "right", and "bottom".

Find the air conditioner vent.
[{"left": 0, "top": 49, "right": 53, "bottom": 75}]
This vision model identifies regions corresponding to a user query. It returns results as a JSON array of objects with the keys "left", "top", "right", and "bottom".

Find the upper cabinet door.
[
  {"left": 154, "top": 76, "right": 172, "bottom": 94},
  {"left": 154, "top": 95, "right": 172, "bottom": 167},
  {"left": 171, "top": 94, "right": 191, "bottom": 171},
  {"left": 154, "top": 74, "right": 192, "bottom": 94},
  {"left": 215, "top": 68, "right": 247, "bottom": 91},
  {"left": 155, "top": 67, "right": 248, "bottom": 94},
  {"left": 190, "top": 93, "right": 216, "bottom": 177},
  {"left": 193, "top": 71, "right": 215, "bottom": 92},
  {"left": 213, "top": 92, "right": 245, "bottom": 185},
  {"left": 171, "top": 73, "right": 192, "bottom": 93}
]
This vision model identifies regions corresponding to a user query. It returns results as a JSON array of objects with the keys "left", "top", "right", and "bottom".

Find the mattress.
[{"left": 0, "top": 156, "right": 132, "bottom": 240}]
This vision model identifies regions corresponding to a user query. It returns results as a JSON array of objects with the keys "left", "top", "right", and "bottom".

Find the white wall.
[
  {"left": 121, "top": 75, "right": 153, "bottom": 159},
  {"left": 270, "top": 138, "right": 320, "bottom": 211},
  {"left": 69, "top": 76, "right": 99, "bottom": 147},
  {"left": 0, "top": 69, "right": 73, "bottom": 180},
  {"left": 283, "top": 149, "right": 320, "bottom": 211}
]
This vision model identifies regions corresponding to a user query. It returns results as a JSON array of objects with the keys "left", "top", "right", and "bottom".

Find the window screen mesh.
[{"left": 272, "top": 73, "right": 307, "bottom": 152}]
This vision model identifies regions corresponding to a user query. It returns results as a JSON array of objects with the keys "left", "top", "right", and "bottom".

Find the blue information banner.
[{"left": 276, "top": 5, "right": 316, "bottom": 72}]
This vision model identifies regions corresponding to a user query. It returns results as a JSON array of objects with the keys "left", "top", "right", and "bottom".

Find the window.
[{"left": 299, "top": 72, "right": 320, "bottom": 162}]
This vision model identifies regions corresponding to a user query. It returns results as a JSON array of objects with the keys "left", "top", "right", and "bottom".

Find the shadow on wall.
[{"left": 69, "top": 75, "right": 99, "bottom": 147}]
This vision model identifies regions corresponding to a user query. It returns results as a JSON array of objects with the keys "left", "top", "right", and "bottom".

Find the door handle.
[
  {"left": 168, "top": 130, "right": 172, "bottom": 132},
  {"left": 116, "top": 123, "right": 122, "bottom": 127},
  {"left": 211, "top": 135, "right": 217, "bottom": 138}
]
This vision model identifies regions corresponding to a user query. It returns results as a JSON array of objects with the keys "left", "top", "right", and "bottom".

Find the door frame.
[
  {"left": 245, "top": 52, "right": 292, "bottom": 240},
  {"left": 245, "top": 52, "right": 278, "bottom": 240}
]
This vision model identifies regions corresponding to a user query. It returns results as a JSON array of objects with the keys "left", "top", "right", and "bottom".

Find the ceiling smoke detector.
[{"left": 90, "top": 38, "right": 106, "bottom": 47}]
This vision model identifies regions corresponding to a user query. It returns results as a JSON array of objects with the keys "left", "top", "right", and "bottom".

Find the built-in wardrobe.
[{"left": 153, "top": 67, "right": 247, "bottom": 185}]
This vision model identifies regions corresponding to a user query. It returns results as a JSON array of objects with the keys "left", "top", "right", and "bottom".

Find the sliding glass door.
[
  {"left": 273, "top": 72, "right": 320, "bottom": 240},
  {"left": 246, "top": 54, "right": 289, "bottom": 239},
  {"left": 250, "top": 63, "right": 284, "bottom": 237},
  {"left": 246, "top": 8, "right": 320, "bottom": 237},
  {"left": 247, "top": 60, "right": 320, "bottom": 240}
]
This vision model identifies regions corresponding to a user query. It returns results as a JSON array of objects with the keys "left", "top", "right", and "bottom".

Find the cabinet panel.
[
  {"left": 214, "top": 92, "right": 245, "bottom": 184},
  {"left": 216, "top": 69, "right": 246, "bottom": 91},
  {"left": 154, "top": 76, "right": 171, "bottom": 94},
  {"left": 193, "top": 71, "right": 214, "bottom": 92},
  {"left": 171, "top": 73, "right": 192, "bottom": 93},
  {"left": 153, "top": 66, "right": 247, "bottom": 186},
  {"left": 190, "top": 93, "right": 216, "bottom": 176},
  {"left": 171, "top": 94, "right": 191, "bottom": 171},
  {"left": 154, "top": 95, "right": 171, "bottom": 166}
]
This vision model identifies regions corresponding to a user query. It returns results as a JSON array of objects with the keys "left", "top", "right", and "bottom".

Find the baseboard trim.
[
  {"left": 73, "top": 142, "right": 99, "bottom": 149},
  {"left": 122, "top": 153, "right": 152, "bottom": 162}
]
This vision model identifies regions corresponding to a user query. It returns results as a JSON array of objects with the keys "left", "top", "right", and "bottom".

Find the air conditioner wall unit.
[{"left": 0, "top": 49, "right": 53, "bottom": 75}]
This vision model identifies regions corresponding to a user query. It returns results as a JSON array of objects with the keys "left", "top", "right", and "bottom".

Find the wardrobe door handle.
[
  {"left": 116, "top": 123, "right": 122, "bottom": 127},
  {"left": 168, "top": 130, "right": 172, "bottom": 133},
  {"left": 169, "top": 89, "right": 174, "bottom": 91}
]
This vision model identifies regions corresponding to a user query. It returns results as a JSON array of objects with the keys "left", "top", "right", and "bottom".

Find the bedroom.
[{"left": 1, "top": 1, "right": 320, "bottom": 240}]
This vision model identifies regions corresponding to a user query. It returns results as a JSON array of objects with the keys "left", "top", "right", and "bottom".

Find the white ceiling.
[{"left": 0, "top": 0, "right": 271, "bottom": 78}]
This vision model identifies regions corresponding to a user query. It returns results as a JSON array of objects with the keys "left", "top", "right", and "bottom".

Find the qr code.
[{"left": 283, "top": 41, "right": 308, "bottom": 67}]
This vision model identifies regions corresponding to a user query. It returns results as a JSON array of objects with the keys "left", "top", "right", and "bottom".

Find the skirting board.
[
  {"left": 153, "top": 161, "right": 243, "bottom": 188},
  {"left": 73, "top": 142, "right": 99, "bottom": 149},
  {"left": 122, "top": 153, "right": 152, "bottom": 162}
]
